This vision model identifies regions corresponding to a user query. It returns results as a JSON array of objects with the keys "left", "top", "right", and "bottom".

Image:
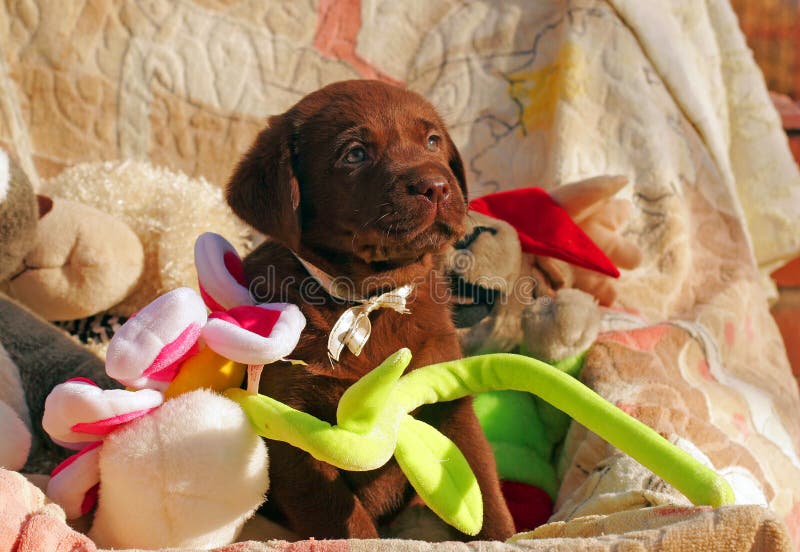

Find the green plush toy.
[
  {"left": 227, "top": 349, "right": 734, "bottom": 536},
  {"left": 472, "top": 352, "right": 584, "bottom": 503}
]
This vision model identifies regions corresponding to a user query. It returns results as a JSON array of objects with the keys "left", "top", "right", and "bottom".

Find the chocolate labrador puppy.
[{"left": 227, "top": 80, "right": 514, "bottom": 540}]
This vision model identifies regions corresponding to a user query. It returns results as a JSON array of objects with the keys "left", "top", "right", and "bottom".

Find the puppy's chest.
[
  {"left": 297, "top": 285, "right": 461, "bottom": 374},
  {"left": 242, "top": 247, "right": 462, "bottom": 374}
]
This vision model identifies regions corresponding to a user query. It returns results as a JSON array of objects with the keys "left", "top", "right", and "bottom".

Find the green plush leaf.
[
  {"left": 337, "top": 348, "right": 411, "bottom": 433},
  {"left": 225, "top": 388, "right": 396, "bottom": 471},
  {"left": 394, "top": 415, "right": 482, "bottom": 536},
  {"left": 228, "top": 347, "right": 734, "bottom": 537}
]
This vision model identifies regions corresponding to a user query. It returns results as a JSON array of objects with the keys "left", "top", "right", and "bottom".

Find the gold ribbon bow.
[{"left": 293, "top": 253, "right": 414, "bottom": 362}]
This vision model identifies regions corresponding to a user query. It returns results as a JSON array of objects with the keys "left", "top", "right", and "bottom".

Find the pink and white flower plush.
[
  {"left": 42, "top": 232, "right": 305, "bottom": 526},
  {"left": 42, "top": 379, "right": 164, "bottom": 518},
  {"left": 203, "top": 304, "right": 305, "bottom": 366},
  {"left": 195, "top": 232, "right": 305, "bottom": 392}
]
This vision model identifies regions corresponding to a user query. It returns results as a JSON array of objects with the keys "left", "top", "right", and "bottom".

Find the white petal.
[
  {"left": 47, "top": 444, "right": 102, "bottom": 519},
  {"left": 43, "top": 380, "right": 163, "bottom": 446},
  {"left": 202, "top": 304, "right": 305, "bottom": 365},
  {"left": 195, "top": 232, "right": 252, "bottom": 309}
]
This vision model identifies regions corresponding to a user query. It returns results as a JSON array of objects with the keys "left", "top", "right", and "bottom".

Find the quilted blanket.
[{"left": 1, "top": 0, "right": 799, "bottom": 550}]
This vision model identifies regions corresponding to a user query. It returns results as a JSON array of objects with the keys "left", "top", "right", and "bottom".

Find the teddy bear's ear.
[{"left": 36, "top": 195, "right": 53, "bottom": 218}]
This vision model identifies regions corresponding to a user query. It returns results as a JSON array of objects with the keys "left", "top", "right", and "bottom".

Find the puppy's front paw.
[
  {"left": 382, "top": 504, "right": 460, "bottom": 542},
  {"left": 522, "top": 288, "right": 600, "bottom": 362}
]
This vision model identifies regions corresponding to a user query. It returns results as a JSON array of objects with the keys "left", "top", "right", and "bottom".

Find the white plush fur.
[
  {"left": 43, "top": 161, "right": 252, "bottom": 318},
  {"left": 0, "top": 341, "right": 32, "bottom": 470},
  {"left": 89, "top": 389, "right": 269, "bottom": 550},
  {"left": 0, "top": 341, "right": 32, "bottom": 432},
  {"left": 0, "top": 149, "right": 8, "bottom": 203}
]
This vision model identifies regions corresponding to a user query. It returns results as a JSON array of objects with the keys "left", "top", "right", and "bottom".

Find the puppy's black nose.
[{"left": 409, "top": 178, "right": 450, "bottom": 204}]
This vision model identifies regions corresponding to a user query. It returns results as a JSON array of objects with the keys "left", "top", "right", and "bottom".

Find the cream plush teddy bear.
[{"left": 0, "top": 148, "right": 145, "bottom": 322}]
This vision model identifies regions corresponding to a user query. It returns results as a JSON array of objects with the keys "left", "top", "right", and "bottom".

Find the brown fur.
[{"left": 227, "top": 80, "right": 514, "bottom": 540}]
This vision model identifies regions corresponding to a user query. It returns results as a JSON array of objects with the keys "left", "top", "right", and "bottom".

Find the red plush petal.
[
  {"left": 501, "top": 480, "right": 553, "bottom": 532},
  {"left": 208, "top": 310, "right": 239, "bottom": 326},
  {"left": 81, "top": 482, "right": 100, "bottom": 515},
  {"left": 224, "top": 251, "right": 247, "bottom": 286},
  {"left": 70, "top": 407, "right": 159, "bottom": 436},
  {"left": 469, "top": 188, "right": 619, "bottom": 277},
  {"left": 142, "top": 323, "right": 202, "bottom": 380}
]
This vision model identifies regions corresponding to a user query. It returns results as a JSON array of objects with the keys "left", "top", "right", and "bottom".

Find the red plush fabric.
[
  {"left": 470, "top": 187, "right": 619, "bottom": 277},
  {"left": 142, "top": 323, "right": 202, "bottom": 380},
  {"left": 209, "top": 306, "right": 282, "bottom": 338},
  {"left": 501, "top": 481, "right": 554, "bottom": 533}
]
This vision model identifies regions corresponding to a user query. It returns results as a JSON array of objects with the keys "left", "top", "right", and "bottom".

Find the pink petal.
[
  {"left": 213, "top": 305, "right": 281, "bottom": 337},
  {"left": 202, "top": 303, "right": 305, "bottom": 365},
  {"left": 106, "top": 288, "right": 207, "bottom": 389},
  {"left": 224, "top": 251, "right": 246, "bottom": 286},
  {"left": 208, "top": 310, "right": 239, "bottom": 326},
  {"left": 43, "top": 383, "right": 163, "bottom": 447},
  {"left": 70, "top": 407, "right": 158, "bottom": 436},
  {"left": 47, "top": 442, "right": 102, "bottom": 519},
  {"left": 51, "top": 441, "right": 103, "bottom": 478},
  {"left": 142, "top": 323, "right": 202, "bottom": 380},
  {"left": 81, "top": 483, "right": 100, "bottom": 515}
]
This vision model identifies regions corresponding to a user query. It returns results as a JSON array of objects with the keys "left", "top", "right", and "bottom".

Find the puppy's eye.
[
  {"left": 344, "top": 146, "right": 367, "bottom": 164},
  {"left": 426, "top": 134, "right": 441, "bottom": 151}
]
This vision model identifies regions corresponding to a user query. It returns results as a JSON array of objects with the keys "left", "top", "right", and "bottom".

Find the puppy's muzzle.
[
  {"left": 408, "top": 176, "right": 450, "bottom": 204},
  {"left": 403, "top": 164, "right": 454, "bottom": 206}
]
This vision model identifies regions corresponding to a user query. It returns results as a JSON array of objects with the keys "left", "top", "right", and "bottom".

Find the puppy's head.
[{"left": 227, "top": 80, "right": 467, "bottom": 265}]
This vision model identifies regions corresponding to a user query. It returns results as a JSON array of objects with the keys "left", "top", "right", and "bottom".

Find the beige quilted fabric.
[{"left": 1, "top": 1, "right": 798, "bottom": 550}]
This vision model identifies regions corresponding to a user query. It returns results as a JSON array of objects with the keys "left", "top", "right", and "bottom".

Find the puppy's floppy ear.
[
  {"left": 444, "top": 132, "right": 467, "bottom": 201},
  {"left": 227, "top": 113, "right": 301, "bottom": 250}
]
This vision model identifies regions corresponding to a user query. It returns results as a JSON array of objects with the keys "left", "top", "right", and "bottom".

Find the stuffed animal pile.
[
  {"left": 0, "top": 149, "right": 144, "bottom": 322},
  {"left": 0, "top": 148, "right": 123, "bottom": 475},
  {"left": 0, "top": 146, "right": 736, "bottom": 550},
  {"left": 39, "top": 232, "right": 306, "bottom": 549},
  {"left": 0, "top": 149, "right": 265, "bottom": 547},
  {"left": 41, "top": 161, "right": 252, "bottom": 319}
]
